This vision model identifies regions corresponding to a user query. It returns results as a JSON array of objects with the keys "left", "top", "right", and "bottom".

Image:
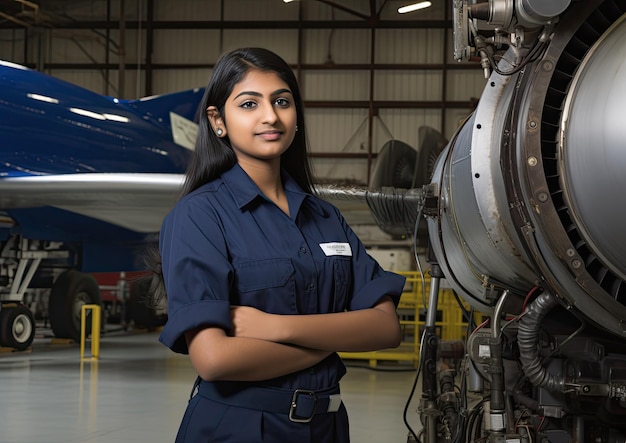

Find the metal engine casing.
[{"left": 428, "top": 0, "right": 626, "bottom": 338}]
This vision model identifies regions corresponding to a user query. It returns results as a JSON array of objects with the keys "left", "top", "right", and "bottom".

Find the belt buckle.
[{"left": 289, "top": 389, "right": 317, "bottom": 423}]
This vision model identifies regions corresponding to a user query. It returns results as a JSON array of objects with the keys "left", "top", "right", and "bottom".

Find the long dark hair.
[
  {"left": 141, "top": 47, "right": 314, "bottom": 307},
  {"left": 182, "top": 47, "right": 314, "bottom": 195}
]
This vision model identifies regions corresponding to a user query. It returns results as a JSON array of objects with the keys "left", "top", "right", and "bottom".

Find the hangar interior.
[
  {"left": 0, "top": 0, "right": 485, "bottom": 186},
  {"left": 0, "top": 1, "right": 484, "bottom": 442},
  {"left": 5, "top": 0, "right": 626, "bottom": 442}
]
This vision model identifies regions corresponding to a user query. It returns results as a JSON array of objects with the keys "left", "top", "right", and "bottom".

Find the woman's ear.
[{"left": 206, "top": 106, "right": 227, "bottom": 137}]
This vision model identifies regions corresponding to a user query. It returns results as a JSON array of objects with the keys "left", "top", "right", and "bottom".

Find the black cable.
[
  {"left": 452, "top": 290, "right": 476, "bottom": 331},
  {"left": 452, "top": 301, "right": 478, "bottom": 443},
  {"left": 492, "top": 37, "right": 549, "bottom": 76},
  {"left": 473, "top": 401, "right": 487, "bottom": 442},
  {"left": 465, "top": 397, "right": 486, "bottom": 443},
  {"left": 403, "top": 329, "right": 426, "bottom": 443},
  {"left": 452, "top": 361, "right": 468, "bottom": 443},
  {"left": 402, "top": 204, "right": 426, "bottom": 443}
]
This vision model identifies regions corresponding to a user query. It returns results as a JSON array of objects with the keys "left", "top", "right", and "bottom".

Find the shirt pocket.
[
  {"left": 330, "top": 257, "right": 352, "bottom": 312},
  {"left": 233, "top": 258, "right": 297, "bottom": 313}
]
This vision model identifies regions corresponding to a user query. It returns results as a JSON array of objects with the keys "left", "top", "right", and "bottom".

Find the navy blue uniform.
[{"left": 159, "top": 164, "right": 406, "bottom": 442}]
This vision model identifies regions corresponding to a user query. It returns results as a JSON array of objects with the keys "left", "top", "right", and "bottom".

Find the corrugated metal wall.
[{"left": 0, "top": 0, "right": 486, "bottom": 187}]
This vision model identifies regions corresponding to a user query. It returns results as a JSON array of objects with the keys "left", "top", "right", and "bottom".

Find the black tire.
[
  {"left": 0, "top": 305, "right": 36, "bottom": 351},
  {"left": 49, "top": 270, "right": 101, "bottom": 341},
  {"left": 126, "top": 278, "right": 167, "bottom": 329}
]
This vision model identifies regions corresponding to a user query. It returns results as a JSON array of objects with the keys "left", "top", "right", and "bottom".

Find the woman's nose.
[{"left": 261, "top": 102, "right": 279, "bottom": 124}]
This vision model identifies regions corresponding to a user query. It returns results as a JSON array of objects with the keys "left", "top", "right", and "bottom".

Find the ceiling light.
[{"left": 398, "top": 1, "right": 432, "bottom": 13}]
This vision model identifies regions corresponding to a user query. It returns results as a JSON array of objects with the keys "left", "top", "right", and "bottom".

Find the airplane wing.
[
  {"left": 0, "top": 172, "right": 379, "bottom": 234},
  {"left": 0, "top": 173, "right": 183, "bottom": 234}
]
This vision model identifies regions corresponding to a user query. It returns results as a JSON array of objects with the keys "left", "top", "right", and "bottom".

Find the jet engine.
[{"left": 417, "top": 0, "right": 626, "bottom": 442}]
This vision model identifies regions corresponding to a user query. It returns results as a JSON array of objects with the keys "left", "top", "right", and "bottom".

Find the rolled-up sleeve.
[
  {"left": 158, "top": 196, "right": 234, "bottom": 354},
  {"left": 349, "top": 272, "right": 406, "bottom": 311},
  {"left": 336, "top": 209, "right": 406, "bottom": 311}
]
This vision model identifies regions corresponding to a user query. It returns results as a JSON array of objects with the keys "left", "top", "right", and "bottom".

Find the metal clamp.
[{"left": 289, "top": 389, "right": 317, "bottom": 423}]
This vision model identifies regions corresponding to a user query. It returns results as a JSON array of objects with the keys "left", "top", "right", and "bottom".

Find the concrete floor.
[{"left": 0, "top": 328, "right": 423, "bottom": 443}]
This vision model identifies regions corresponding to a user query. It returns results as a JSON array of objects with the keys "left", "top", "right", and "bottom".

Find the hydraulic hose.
[{"left": 517, "top": 292, "right": 565, "bottom": 392}]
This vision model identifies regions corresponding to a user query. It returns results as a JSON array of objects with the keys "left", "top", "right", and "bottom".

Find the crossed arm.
[{"left": 185, "top": 296, "right": 400, "bottom": 382}]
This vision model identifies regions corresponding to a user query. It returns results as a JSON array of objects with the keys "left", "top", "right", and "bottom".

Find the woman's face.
[{"left": 219, "top": 69, "right": 297, "bottom": 168}]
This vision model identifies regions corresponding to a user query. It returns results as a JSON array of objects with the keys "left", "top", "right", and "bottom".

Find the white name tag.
[{"left": 319, "top": 242, "right": 352, "bottom": 257}]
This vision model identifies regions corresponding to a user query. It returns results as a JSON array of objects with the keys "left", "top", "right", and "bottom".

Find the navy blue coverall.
[{"left": 159, "top": 164, "right": 406, "bottom": 442}]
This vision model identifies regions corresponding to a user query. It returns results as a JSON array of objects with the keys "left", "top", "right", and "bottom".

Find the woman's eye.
[
  {"left": 240, "top": 101, "right": 257, "bottom": 109},
  {"left": 274, "top": 97, "right": 290, "bottom": 107}
]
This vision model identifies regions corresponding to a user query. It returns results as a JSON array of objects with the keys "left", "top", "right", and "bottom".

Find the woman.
[{"left": 158, "top": 47, "right": 406, "bottom": 442}]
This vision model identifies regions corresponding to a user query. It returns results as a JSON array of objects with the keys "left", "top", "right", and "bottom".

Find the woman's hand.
[{"left": 230, "top": 305, "right": 282, "bottom": 343}]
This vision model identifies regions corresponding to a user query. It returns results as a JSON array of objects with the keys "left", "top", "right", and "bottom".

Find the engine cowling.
[{"left": 428, "top": 0, "right": 626, "bottom": 337}]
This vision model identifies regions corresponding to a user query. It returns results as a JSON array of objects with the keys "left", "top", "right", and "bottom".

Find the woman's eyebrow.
[
  {"left": 233, "top": 88, "right": 292, "bottom": 100},
  {"left": 234, "top": 90, "right": 261, "bottom": 100},
  {"left": 272, "top": 88, "right": 292, "bottom": 96}
]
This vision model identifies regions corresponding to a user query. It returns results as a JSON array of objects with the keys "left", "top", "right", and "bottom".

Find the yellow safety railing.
[
  {"left": 80, "top": 304, "right": 101, "bottom": 360},
  {"left": 338, "top": 271, "right": 476, "bottom": 368}
]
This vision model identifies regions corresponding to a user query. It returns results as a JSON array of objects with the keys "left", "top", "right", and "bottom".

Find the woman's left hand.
[{"left": 230, "top": 305, "right": 280, "bottom": 342}]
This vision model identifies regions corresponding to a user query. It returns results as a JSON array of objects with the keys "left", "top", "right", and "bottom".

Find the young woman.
[{"left": 158, "top": 47, "right": 406, "bottom": 442}]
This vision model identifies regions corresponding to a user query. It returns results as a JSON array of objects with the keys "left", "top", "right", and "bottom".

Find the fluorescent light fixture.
[
  {"left": 283, "top": 0, "right": 297, "bottom": 2},
  {"left": 398, "top": 1, "right": 432, "bottom": 13}
]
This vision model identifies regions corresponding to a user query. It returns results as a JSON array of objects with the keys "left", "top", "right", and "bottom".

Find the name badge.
[{"left": 319, "top": 242, "right": 352, "bottom": 257}]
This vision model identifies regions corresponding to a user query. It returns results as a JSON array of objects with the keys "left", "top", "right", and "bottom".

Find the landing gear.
[
  {"left": 0, "top": 304, "right": 35, "bottom": 351},
  {"left": 49, "top": 269, "right": 102, "bottom": 342}
]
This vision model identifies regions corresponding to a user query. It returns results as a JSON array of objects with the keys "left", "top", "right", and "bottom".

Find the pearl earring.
[{"left": 216, "top": 128, "right": 223, "bottom": 137}]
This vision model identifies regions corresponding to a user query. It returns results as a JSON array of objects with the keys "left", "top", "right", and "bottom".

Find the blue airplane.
[
  {"left": 0, "top": 59, "right": 435, "bottom": 352},
  {"left": 0, "top": 60, "right": 204, "bottom": 350}
]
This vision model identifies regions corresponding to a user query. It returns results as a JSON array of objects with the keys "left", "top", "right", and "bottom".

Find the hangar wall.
[{"left": 0, "top": 0, "right": 486, "bottom": 186}]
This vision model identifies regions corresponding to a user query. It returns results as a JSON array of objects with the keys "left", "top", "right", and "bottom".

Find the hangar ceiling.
[
  {"left": 0, "top": 0, "right": 481, "bottom": 187},
  {"left": 0, "top": 1, "right": 448, "bottom": 29}
]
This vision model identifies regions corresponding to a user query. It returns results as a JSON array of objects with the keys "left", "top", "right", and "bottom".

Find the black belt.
[{"left": 196, "top": 379, "right": 342, "bottom": 423}]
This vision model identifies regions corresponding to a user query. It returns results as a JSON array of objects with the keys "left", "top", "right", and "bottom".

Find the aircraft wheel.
[
  {"left": 49, "top": 270, "right": 101, "bottom": 342},
  {"left": 0, "top": 305, "right": 36, "bottom": 351}
]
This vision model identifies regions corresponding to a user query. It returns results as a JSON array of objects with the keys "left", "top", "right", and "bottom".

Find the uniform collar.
[{"left": 221, "top": 164, "right": 328, "bottom": 217}]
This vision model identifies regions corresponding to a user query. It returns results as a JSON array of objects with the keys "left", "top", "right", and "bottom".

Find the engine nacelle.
[
  {"left": 423, "top": 1, "right": 626, "bottom": 441},
  {"left": 430, "top": 0, "right": 626, "bottom": 338}
]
